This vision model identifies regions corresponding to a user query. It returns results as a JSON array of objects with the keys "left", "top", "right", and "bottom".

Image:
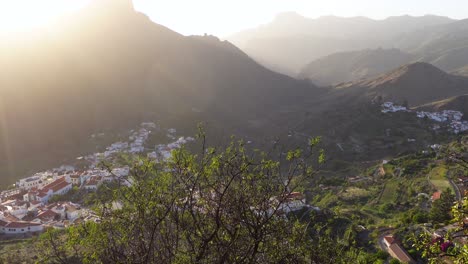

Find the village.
[
  {"left": 0, "top": 122, "right": 310, "bottom": 239},
  {"left": 0, "top": 122, "right": 199, "bottom": 238},
  {"left": 381, "top": 102, "right": 468, "bottom": 134}
]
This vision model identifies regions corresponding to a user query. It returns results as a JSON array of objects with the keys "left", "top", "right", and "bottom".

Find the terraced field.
[{"left": 429, "top": 166, "right": 452, "bottom": 193}]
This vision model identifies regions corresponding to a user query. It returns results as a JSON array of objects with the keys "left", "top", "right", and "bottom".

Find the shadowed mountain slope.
[
  {"left": 298, "top": 48, "right": 415, "bottom": 86},
  {"left": 0, "top": 0, "right": 321, "bottom": 183},
  {"left": 334, "top": 62, "right": 468, "bottom": 106}
]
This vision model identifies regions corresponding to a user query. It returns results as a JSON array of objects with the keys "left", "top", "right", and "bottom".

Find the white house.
[
  {"left": 51, "top": 205, "right": 66, "bottom": 219},
  {"left": 278, "top": 192, "right": 307, "bottom": 214},
  {"left": 269, "top": 192, "right": 308, "bottom": 215},
  {"left": 5, "top": 205, "right": 28, "bottom": 219},
  {"left": 16, "top": 176, "right": 43, "bottom": 190},
  {"left": 33, "top": 177, "right": 72, "bottom": 203},
  {"left": 84, "top": 176, "right": 103, "bottom": 190},
  {"left": 35, "top": 209, "right": 59, "bottom": 223},
  {"left": 0, "top": 219, "right": 43, "bottom": 234},
  {"left": 64, "top": 203, "right": 82, "bottom": 221}
]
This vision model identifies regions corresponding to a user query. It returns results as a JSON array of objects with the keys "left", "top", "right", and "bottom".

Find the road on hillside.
[{"left": 449, "top": 178, "right": 462, "bottom": 201}]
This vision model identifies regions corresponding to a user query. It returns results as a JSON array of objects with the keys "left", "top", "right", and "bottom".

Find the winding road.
[{"left": 449, "top": 178, "right": 462, "bottom": 201}]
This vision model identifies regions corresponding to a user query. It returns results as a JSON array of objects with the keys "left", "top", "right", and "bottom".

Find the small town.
[
  {"left": 381, "top": 102, "right": 468, "bottom": 133},
  {"left": 0, "top": 122, "right": 198, "bottom": 238}
]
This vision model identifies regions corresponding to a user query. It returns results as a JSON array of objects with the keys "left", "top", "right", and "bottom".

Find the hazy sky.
[
  {"left": 134, "top": 0, "right": 467, "bottom": 37},
  {"left": 1, "top": 0, "right": 467, "bottom": 36}
]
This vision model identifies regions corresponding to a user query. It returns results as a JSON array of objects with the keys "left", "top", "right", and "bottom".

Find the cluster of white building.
[
  {"left": 85, "top": 123, "right": 158, "bottom": 167},
  {"left": 0, "top": 122, "right": 200, "bottom": 237},
  {"left": 0, "top": 168, "right": 122, "bottom": 236},
  {"left": 0, "top": 198, "right": 89, "bottom": 235},
  {"left": 381, "top": 102, "right": 468, "bottom": 134},
  {"left": 148, "top": 136, "right": 195, "bottom": 161},
  {"left": 381, "top": 102, "right": 409, "bottom": 113},
  {"left": 416, "top": 110, "right": 468, "bottom": 134}
]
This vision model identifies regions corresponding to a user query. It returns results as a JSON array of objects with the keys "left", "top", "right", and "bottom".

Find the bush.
[{"left": 412, "top": 211, "right": 428, "bottom": 223}]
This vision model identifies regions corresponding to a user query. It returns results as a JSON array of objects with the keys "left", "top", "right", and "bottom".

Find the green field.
[
  {"left": 429, "top": 166, "right": 452, "bottom": 192},
  {"left": 380, "top": 180, "right": 399, "bottom": 203},
  {"left": 340, "top": 187, "right": 371, "bottom": 201}
]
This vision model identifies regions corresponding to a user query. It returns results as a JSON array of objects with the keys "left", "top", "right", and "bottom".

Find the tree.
[
  {"left": 412, "top": 211, "right": 428, "bottom": 224},
  {"left": 429, "top": 188, "right": 455, "bottom": 223},
  {"left": 37, "top": 132, "right": 329, "bottom": 263}
]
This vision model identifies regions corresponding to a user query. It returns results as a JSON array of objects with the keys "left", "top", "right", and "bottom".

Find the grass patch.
[
  {"left": 429, "top": 166, "right": 452, "bottom": 192},
  {"left": 380, "top": 180, "right": 398, "bottom": 203},
  {"left": 340, "top": 187, "right": 371, "bottom": 200}
]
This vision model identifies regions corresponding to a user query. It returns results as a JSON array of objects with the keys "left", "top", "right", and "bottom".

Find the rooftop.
[
  {"left": 389, "top": 243, "right": 414, "bottom": 263},
  {"left": 384, "top": 236, "right": 396, "bottom": 245},
  {"left": 0, "top": 221, "right": 42, "bottom": 228}
]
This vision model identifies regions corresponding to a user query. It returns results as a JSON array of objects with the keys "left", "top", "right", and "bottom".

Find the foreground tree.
[
  {"left": 429, "top": 188, "right": 456, "bottom": 223},
  {"left": 38, "top": 132, "right": 329, "bottom": 263}
]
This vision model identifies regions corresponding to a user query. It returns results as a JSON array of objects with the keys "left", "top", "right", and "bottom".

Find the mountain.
[
  {"left": 452, "top": 65, "right": 468, "bottom": 77},
  {"left": 298, "top": 18, "right": 468, "bottom": 85},
  {"left": 415, "top": 95, "right": 468, "bottom": 120},
  {"left": 334, "top": 62, "right": 468, "bottom": 106},
  {"left": 0, "top": 0, "right": 322, "bottom": 184},
  {"left": 395, "top": 19, "right": 468, "bottom": 73},
  {"left": 298, "top": 48, "right": 415, "bottom": 86},
  {"left": 284, "top": 63, "right": 468, "bottom": 163},
  {"left": 228, "top": 14, "right": 455, "bottom": 74},
  {"left": 0, "top": 1, "right": 465, "bottom": 187}
]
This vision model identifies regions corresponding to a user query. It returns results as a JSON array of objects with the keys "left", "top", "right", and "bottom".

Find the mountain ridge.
[
  {"left": 298, "top": 48, "right": 415, "bottom": 85},
  {"left": 335, "top": 62, "right": 468, "bottom": 106},
  {"left": 228, "top": 14, "right": 456, "bottom": 74}
]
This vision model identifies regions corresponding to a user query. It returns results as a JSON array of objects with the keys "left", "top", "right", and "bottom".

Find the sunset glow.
[
  {"left": 0, "top": 0, "right": 88, "bottom": 34},
  {"left": 1, "top": 0, "right": 467, "bottom": 37}
]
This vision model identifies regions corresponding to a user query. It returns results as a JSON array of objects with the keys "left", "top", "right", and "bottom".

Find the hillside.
[
  {"left": 274, "top": 63, "right": 468, "bottom": 164},
  {"left": 452, "top": 65, "right": 468, "bottom": 77},
  {"left": 335, "top": 62, "right": 468, "bottom": 106},
  {"left": 228, "top": 14, "right": 455, "bottom": 74},
  {"left": 0, "top": 1, "right": 465, "bottom": 187},
  {"left": 393, "top": 18, "right": 468, "bottom": 73},
  {"left": 298, "top": 48, "right": 415, "bottom": 86},
  {"left": 0, "top": 0, "right": 322, "bottom": 184}
]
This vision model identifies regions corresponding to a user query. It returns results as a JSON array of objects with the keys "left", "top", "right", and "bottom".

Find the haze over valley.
[{"left": 0, "top": 1, "right": 467, "bottom": 263}]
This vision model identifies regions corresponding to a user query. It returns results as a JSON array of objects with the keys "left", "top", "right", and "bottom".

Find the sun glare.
[{"left": 0, "top": 0, "right": 88, "bottom": 34}]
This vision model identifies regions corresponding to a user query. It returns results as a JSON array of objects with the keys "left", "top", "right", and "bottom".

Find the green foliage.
[
  {"left": 36, "top": 134, "right": 331, "bottom": 263},
  {"left": 429, "top": 188, "right": 455, "bottom": 223},
  {"left": 412, "top": 211, "right": 428, "bottom": 224}
]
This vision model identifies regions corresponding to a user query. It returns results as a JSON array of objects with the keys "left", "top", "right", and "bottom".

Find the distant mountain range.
[
  {"left": 298, "top": 48, "right": 415, "bottom": 86},
  {"left": 228, "top": 13, "right": 457, "bottom": 75},
  {"left": 229, "top": 13, "right": 468, "bottom": 82},
  {"left": 0, "top": 0, "right": 466, "bottom": 184}
]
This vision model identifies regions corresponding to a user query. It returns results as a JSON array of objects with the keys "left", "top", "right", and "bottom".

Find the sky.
[{"left": 0, "top": 0, "right": 467, "bottom": 36}]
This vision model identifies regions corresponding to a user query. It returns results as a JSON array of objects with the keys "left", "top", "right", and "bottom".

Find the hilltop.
[{"left": 335, "top": 62, "right": 468, "bottom": 106}]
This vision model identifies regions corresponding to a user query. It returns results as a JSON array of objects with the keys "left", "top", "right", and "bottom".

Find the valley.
[{"left": 0, "top": 0, "right": 467, "bottom": 263}]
